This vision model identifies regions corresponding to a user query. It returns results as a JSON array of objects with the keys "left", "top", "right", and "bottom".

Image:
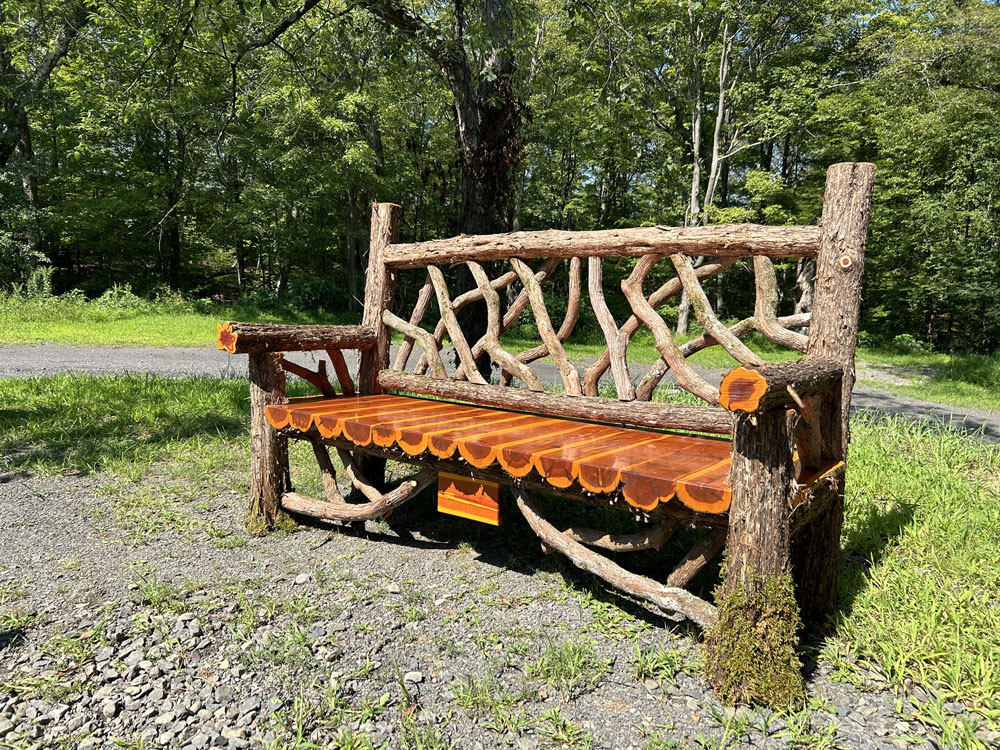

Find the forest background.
[{"left": 2, "top": 0, "right": 998, "bottom": 354}]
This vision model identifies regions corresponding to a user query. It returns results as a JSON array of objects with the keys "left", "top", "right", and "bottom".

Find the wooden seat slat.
[{"left": 266, "top": 394, "right": 834, "bottom": 515}]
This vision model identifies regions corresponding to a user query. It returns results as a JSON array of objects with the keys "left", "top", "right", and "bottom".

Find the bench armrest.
[
  {"left": 216, "top": 321, "right": 377, "bottom": 354},
  {"left": 719, "top": 358, "right": 842, "bottom": 413}
]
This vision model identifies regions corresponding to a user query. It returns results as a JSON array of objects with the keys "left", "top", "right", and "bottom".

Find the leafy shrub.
[
  {"left": 25, "top": 266, "right": 55, "bottom": 299},
  {"left": 890, "top": 333, "right": 931, "bottom": 353}
]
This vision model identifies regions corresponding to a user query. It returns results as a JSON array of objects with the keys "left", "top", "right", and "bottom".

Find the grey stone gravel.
[{"left": 0, "top": 469, "right": 993, "bottom": 748}]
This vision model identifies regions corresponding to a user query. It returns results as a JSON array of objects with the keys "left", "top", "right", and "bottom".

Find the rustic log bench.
[{"left": 217, "top": 162, "right": 875, "bottom": 704}]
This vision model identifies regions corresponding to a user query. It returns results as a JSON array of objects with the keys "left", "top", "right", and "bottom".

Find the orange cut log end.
[
  {"left": 719, "top": 366, "right": 768, "bottom": 412},
  {"left": 217, "top": 322, "right": 238, "bottom": 353}
]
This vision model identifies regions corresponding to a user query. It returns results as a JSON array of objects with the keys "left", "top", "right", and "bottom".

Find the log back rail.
[
  {"left": 383, "top": 224, "right": 821, "bottom": 268},
  {"left": 377, "top": 370, "right": 733, "bottom": 435}
]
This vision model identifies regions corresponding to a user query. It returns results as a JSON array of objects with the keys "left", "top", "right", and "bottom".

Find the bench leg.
[
  {"left": 791, "top": 482, "right": 843, "bottom": 622},
  {"left": 703, "top": 409, "right": 806, "bottom": 707},
  {"left": 246, "top": 352, "right": 294, "bottom": 536}
]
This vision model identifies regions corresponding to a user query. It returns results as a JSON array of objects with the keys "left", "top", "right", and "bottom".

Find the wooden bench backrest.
[{"left": 359, "top": 163, "right": 875, "bottom": 453}]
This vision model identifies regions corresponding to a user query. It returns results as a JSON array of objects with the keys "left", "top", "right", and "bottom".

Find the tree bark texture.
[
  {"left": 703, "top": 408, "right": 805, "bottom": 706},
  {"left": 384, "top": 224, "right": 820, "bottom": 268},
  {"left": 358, "top": 202, "right": 402, "bottom": 488},
  {"left": 216, "top": 322, "right": 375, "bottom": 354},
  {"left": 793, "top": 162, "right": 875, "bottom": 622},
  {"left": 807, "top": 162, "right": 876, "bottom": 460},
  {"left": 515, "top": 491, "right": 719, "bottom": 628},
  {"left": 246, "top": 352, "right": 293, "bottom": 536}
]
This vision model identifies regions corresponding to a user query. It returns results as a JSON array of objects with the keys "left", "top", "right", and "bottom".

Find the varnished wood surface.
[{"left": 266, "top": 395, "right": 836, "bottom": 515}]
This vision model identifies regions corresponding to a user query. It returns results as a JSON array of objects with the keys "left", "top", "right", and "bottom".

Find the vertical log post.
[
  {"left": 703, "top": 409, "right": 805, "bottom": 706},
  {"left": 357, "top": 202, "right": 402, "bottom": 489},
  {"left": 246, "top": 352, "right": 294, "bottom": 536},
  {"left": 704, "top": 163, "right": 874, "bottom": 707},
  {"left": 793, "top": 162, "right": 876, "bottom": 621}
]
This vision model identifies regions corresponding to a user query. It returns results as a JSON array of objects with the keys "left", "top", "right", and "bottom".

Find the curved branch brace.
[
  {"left": 753, "top": 257, "right": 808, "bottom": 352},
  {"left": 466, "top": 262, "right": 546, "bottom": 391},
  {"left": 665, "top": 527, "right": 727, "bottom": 588},
  {"left": 309, "top": 439, "right": 346, "bottom": 504},
  {"left": 325, "top": 348, "right": 355, "bottom": 396},
  {"left": 382, "top": 310, "right": 448, "bottom": 379},
  {"left": 282, "top": 469, "right": 437, "bottom": 523},
  {"left": 670, "top": 254, "right": 763, "bottom": 367},
  {"left": 418, "top": 268, "right": 520, "bottom": 375},
  {"left": 622, "top": 255, "right": 719, "bottom": 405},
  {"left": 588, "top": 257, "right": 635, "bottom": 400},
  {"left": 502, "top": 257, "right": 581, "bottom": 384},
  {"left": 634, "top": 312, "right": 811, "bottom": 401},
  {"left": 280, "top": 357, "right": 335, "bottom": 397},
  {"left": 427, "top": 266, "right": 488, "bottom": 385},
  {"left": 416, "top": 262, "right": 550, "bottom": 376},
  {"left": 393, "top": 273, "right": 435, "bottom": 372},
  {"left": 336, "top": 448, "right": 384, "bottom": 503},
  {"left": 585, "top": 257, "right": 735, "bottom": 396},
  {"left": 563, "top": 517, "right": 681, "bottom": 553},
  {"left": 514, "top": 491, "right": 718, "bottom": 628},
  {"left": 511, "top": 258, "right": 582, "bottom": 395}
]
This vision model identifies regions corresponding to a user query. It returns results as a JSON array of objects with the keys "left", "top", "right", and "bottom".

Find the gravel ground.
[
  {"left": 1, "top": 343, "right": 997, "bottom": 442},
  {"left": 0, "top": 470, "right": 983, "bottom": 749}
]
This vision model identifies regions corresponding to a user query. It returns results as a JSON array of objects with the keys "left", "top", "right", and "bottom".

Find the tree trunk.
[
  {"left": 792, "top": 162, "right": 876, "bottom": 619},
  {"left": 15, "top": 106, "right": 41, "bottom": 257},
  {"left": 358, "top": 202, "right": 403, "bottom": 490}
]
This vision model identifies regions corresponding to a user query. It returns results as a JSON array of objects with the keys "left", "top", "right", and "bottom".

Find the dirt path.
[{"left": 1, "top": 343, "right": 996, "bottom": 443}]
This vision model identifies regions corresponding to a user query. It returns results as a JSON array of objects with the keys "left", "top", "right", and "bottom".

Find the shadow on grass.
[
  {"left": 835, "top": 492, "right": 916, "bottom": 622},
  {"left": 0, "top": 406, "right": 246, "bottom": 477},
  {"left": 0, "top": 374, "right": 260, "bottom": 476}
]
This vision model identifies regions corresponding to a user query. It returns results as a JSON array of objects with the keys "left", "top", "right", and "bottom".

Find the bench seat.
[{"left": 266, "top": 394, "right": 840, "bottom": 515}]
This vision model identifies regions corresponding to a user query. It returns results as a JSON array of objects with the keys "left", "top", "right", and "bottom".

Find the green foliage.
[
  {"left": 703, "top": 569, "right": 806, "bottom": 708},
  {"left": 0, "top": 0, "right": 995, "bottom": 351},
  {"left": 528, "top": 638, "right": 611, "bottom": 698}
]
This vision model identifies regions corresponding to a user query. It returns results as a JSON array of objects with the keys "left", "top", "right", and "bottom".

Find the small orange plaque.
[{"left": 437, "top": 472, "right": 502, "bottom": 526}]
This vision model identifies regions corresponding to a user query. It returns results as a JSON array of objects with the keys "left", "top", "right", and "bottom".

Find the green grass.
[
  {"left": 0, "top": 288, "right": 355, "bottom": 347},
  {"left": 831, "top": 412, "right": 1000, "bottom": 737},
  {"left": 858, "top": 352, "right": 1000, "bottom": 411},
  {"left": 1, "top": 373, "right": 998, "bottom": 741}
]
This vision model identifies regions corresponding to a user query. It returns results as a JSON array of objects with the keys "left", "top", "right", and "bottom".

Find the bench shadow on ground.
[
  {"left": 297, "top": 461, "right": 917, "bottom": 673},
  {"left": 295, "top": 481, "right": 717, "bottom": 635}
]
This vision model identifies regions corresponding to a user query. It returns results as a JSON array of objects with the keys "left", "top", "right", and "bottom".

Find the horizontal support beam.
[
  {"left": 217, "top": 322, "right": 376, "bottom": 354},
  {"left": 720, "top": 358, "right": 842, "bottom": 413},
  {"left": 377, "top": 370, "right": 734, "bottom": 435},
  {"left": 383, "top": 224, "right": 820, "bottom": 269}
]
